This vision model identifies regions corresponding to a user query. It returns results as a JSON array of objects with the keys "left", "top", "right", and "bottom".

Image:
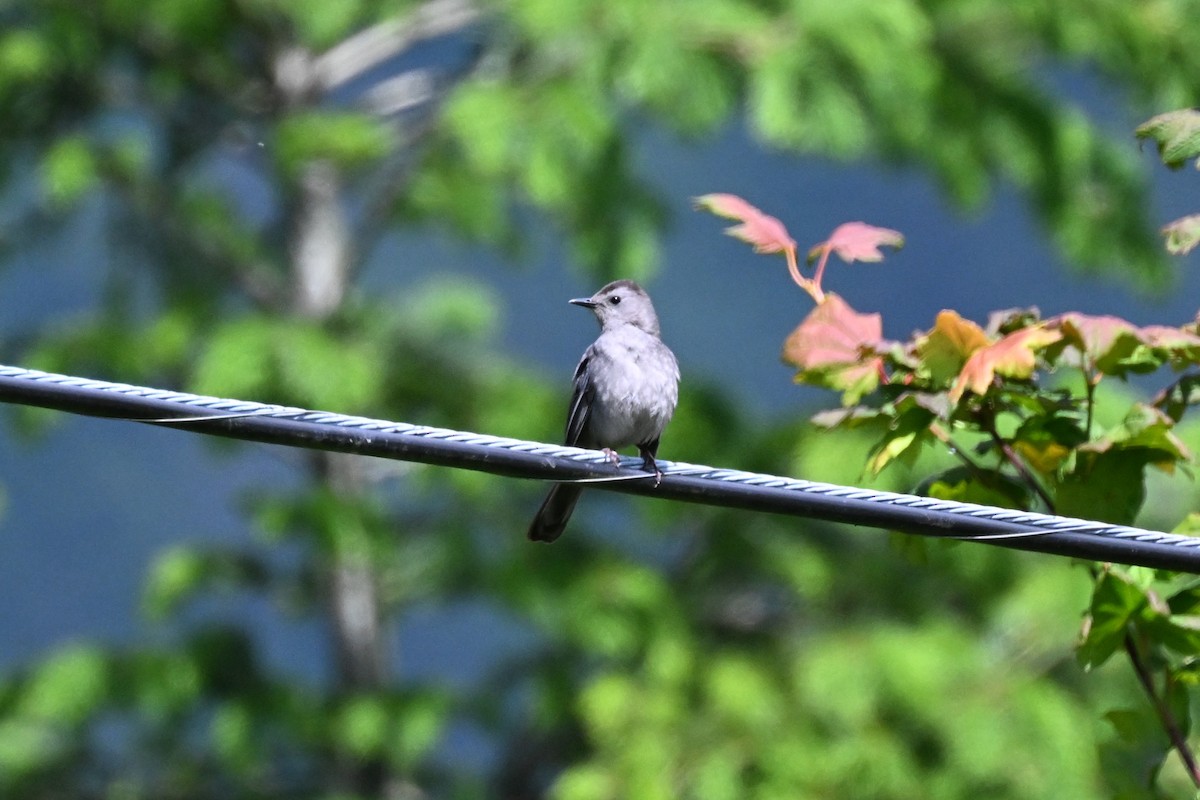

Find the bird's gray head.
[{"left": 570, "top": 280, "right": 662, "bottom": 336}]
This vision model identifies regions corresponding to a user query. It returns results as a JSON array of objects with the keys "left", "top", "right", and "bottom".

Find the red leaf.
[
  {"left": 694, "top": 193, "right": 796, "bottom": 254},
  {"left": 807, "top": 222, "right": 904, "bottom": 265},
  {"left": 782, "top": 293, "right": 887, "bottom": 404}
]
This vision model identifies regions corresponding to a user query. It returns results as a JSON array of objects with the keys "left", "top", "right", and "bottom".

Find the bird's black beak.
[{"left": 569, "top": 297, "right": 597, "bottom": 308}]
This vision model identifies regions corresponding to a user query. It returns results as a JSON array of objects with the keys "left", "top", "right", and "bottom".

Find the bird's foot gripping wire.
[
  {"left": 639, "top": 452, "right": 663, "bottom": 487},
  {"left": 565, "top": 449, "right": 665, "bottom": 486}
]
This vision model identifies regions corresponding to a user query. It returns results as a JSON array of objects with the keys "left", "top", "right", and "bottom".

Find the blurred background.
[{"left": 1, "top": 1, "right": 1199, "bottom": 797}]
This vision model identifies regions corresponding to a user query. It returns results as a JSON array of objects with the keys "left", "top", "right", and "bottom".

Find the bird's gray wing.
[{"left": 564, "top": 348, "right": 595, "bottom": 447}]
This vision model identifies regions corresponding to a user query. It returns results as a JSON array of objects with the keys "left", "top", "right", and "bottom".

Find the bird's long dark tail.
[{"left": 528, "top": 485, "right": 583, "bottom": 543}]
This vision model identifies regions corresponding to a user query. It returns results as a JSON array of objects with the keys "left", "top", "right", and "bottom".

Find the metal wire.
[{"left": 1, "top": 363, "right": 1199, "bottom": 571}]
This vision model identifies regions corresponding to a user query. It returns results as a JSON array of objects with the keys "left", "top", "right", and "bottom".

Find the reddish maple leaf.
[
  {"left": 783, "top": 293, "right": 888, "bottom": 404},
  {"left": 693, "top": 193, "right": 796, "bottom": 254},
  {"left": 805, "top": 222, "right": 904, "bottom": 298},
  {"left": 950, "top": 326, "right": 1062, "bottom": 402},
  {"left": 1051, "top": 313, "right": 1200, "bottom": 376},
  {"left": 1142, "top": 325, "right": 1200, "bottom": 349},
  {"left": 807, "top": 222, "right": 905, "bottom": 265},
  {"left": 1054, "top": 313, "right": 1140, "bottom": 363}
]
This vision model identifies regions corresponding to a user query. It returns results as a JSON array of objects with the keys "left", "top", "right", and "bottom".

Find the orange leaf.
[
  {"left": 950, "top": 326, "right": 1061, "bottom": 402},
  {"left": 782, "top": 293, "right": 886, "bottom": 404},
  {"left": 916, "top": 310, "right": 990, "bottom": 384},
  {"left": 694, "top": 193, "right": 796, "bottom": 254},
  {"left": 807, "top": 221, "right": 904, "bottom": 265}
]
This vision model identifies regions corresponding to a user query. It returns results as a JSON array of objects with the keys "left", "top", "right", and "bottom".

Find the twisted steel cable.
[{"left": 1, "top": 363, "right": 1199, "bottom": 571}]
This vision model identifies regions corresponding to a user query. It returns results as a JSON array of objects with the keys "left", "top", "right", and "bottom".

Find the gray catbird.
[{"left": 528, "top": 280, "right": 679, "bottom": 543}]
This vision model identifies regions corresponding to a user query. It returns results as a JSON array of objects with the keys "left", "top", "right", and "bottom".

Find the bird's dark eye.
[{"left": 609, "top": 295, "right": 621, "bottom": 305}]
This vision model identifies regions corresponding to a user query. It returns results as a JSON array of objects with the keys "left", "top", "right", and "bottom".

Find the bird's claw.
[
  {"left": 640, "top": 456, "right": 663, "bottom": 487},
  {"left": 601, "top": 447, "right": 622, "bottom": 466}
]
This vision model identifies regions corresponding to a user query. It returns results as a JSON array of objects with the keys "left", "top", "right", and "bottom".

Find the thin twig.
[
  {"left": 1124, "top": 629, "right": 1200, "bottom": 788},
  {"left": 987, "top": 426, "right": 1055, "bottom": 511},
  {"left": 1083, "top": 364, "right": 1097, "bottom": 439}
]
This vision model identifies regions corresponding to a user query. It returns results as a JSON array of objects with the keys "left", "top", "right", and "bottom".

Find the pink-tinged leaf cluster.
[
  {"left": 715, "top": 112, "right": 1200, "bottom": 785},
  {"left": 1051, "top": 312, "right": 1200, "bottom": 375},
  {"left": 949, "top": 326, "right": 1062, "bottom": 402},
  {"left": 781, "top": 293, "right": 888, "bottom": 404},
  {"left": 1055, "top": 313, "right": 1138, "bottom": 358},
  {"left": 693, "top": 194, "right": 795, "bottom": 255},
  {"left": 695, "top": 193, "right": 902, "bottom": 304},
  {"left": 780, "top": 301, "right": 1200, "bottom": 466},
  {"left": 806, "top": 222, "right": 904, "bottom": 296},
  {"left": 807, "top": 221, "right": 905, "bottom": 265}
]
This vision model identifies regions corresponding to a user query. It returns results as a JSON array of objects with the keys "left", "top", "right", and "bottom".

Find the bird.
[{"left": 528, "top": 280, "right": 680, "bottom": 543}]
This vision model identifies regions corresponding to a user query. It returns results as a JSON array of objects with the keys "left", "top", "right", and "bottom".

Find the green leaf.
[
  {"left": 142, "top": 547, "right": 268, "bottom": 620},
  {"left": 1170, "top": 513, "right": 1200, "bottom": 537},
  {"left": 17, "top": 644, "right": 109, "bottom": 724},
  {"left": 393, "top": 693, "right": 449, "bottom": 767},
  {"left": 918, "top": 466, "right": 1030, "bottom": 510},
  {"left": 618, "top": 42, "right": 732, "bottom": 132},
  {"left": 392, "top": 278, "right": 501, "bottom": 342},
  {"left": 1099, "top": 706, "right": 1171, "bottom": 796},
  {"left": 275, "top": 111, "right": 393, "bottom": 175},
  {"left": 125, "top": 651, "right": 203, "bottom": 719},
  {"left": 191, "top": 317, "right": 277, "bottom": 398},
  {"left": 336, "top": 695, "right": 389, "bottom": 758},
  {"left": 1078, "top": 570, "right": 1145, "bottom": 669},
  {"left": 278, "top": 0, "right": 365, "bottom": 48},
  {"left": 1012, "top": 413, "right": 1087, "bottom": 474},
  {"left": 579, "top": 673, "right": 638, "bottom": 738},
  {"left": 193, "top": 317, "right": 384, "bottom": 411},
  {"left": 1095, "top": 404, "right": 1191, "bottom": 467},
  {"left": 705, "top": 655, "right": 782, "bottom": 729},
  {"left": 0, "top": 719, "right": 62, "bottom": 780},
  {"left": 1146, "top": 614, "right": 1200, "bottom": 658},
  {"left": 143, "top": 546, "right": 210, "bottom": 620},
  {"left": 555, "top": 764, "right": 618, "bottom": 800},
  {"left": 274, "top": 323, "right": 384, "bottom": 412},
  {"left": 1136, "top": 109, "right": 1200, "bottom": 169},
  {"left": 864, "top": 396, "right": 936, "bottom": 473},
  {"left": 0, "top": 30, "right": 52, "bottom": 80},
  {"left": 211, "top": 701, "right": 257, "bottom": 772},
  {"left": 1057, "top": 450, "right": 1150, "bottom": 527},
  {"left": 444, "top": 82, "right": 521, "bottom": 176},
  {"left": 40, "top": 135, "right": 98, "bottom": 207},
  {"left": 1161, "top": 213, "right": 1200, "bottom": 256}
]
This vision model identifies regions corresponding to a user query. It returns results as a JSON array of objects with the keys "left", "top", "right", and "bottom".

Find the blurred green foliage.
[{"left": 1, "top": 0, "right": 1199, "bottom": 797}]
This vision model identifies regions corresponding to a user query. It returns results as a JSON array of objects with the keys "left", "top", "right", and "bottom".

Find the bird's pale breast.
[{"left": 585, "top": 328, "right": 679, "bottom": 449}]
